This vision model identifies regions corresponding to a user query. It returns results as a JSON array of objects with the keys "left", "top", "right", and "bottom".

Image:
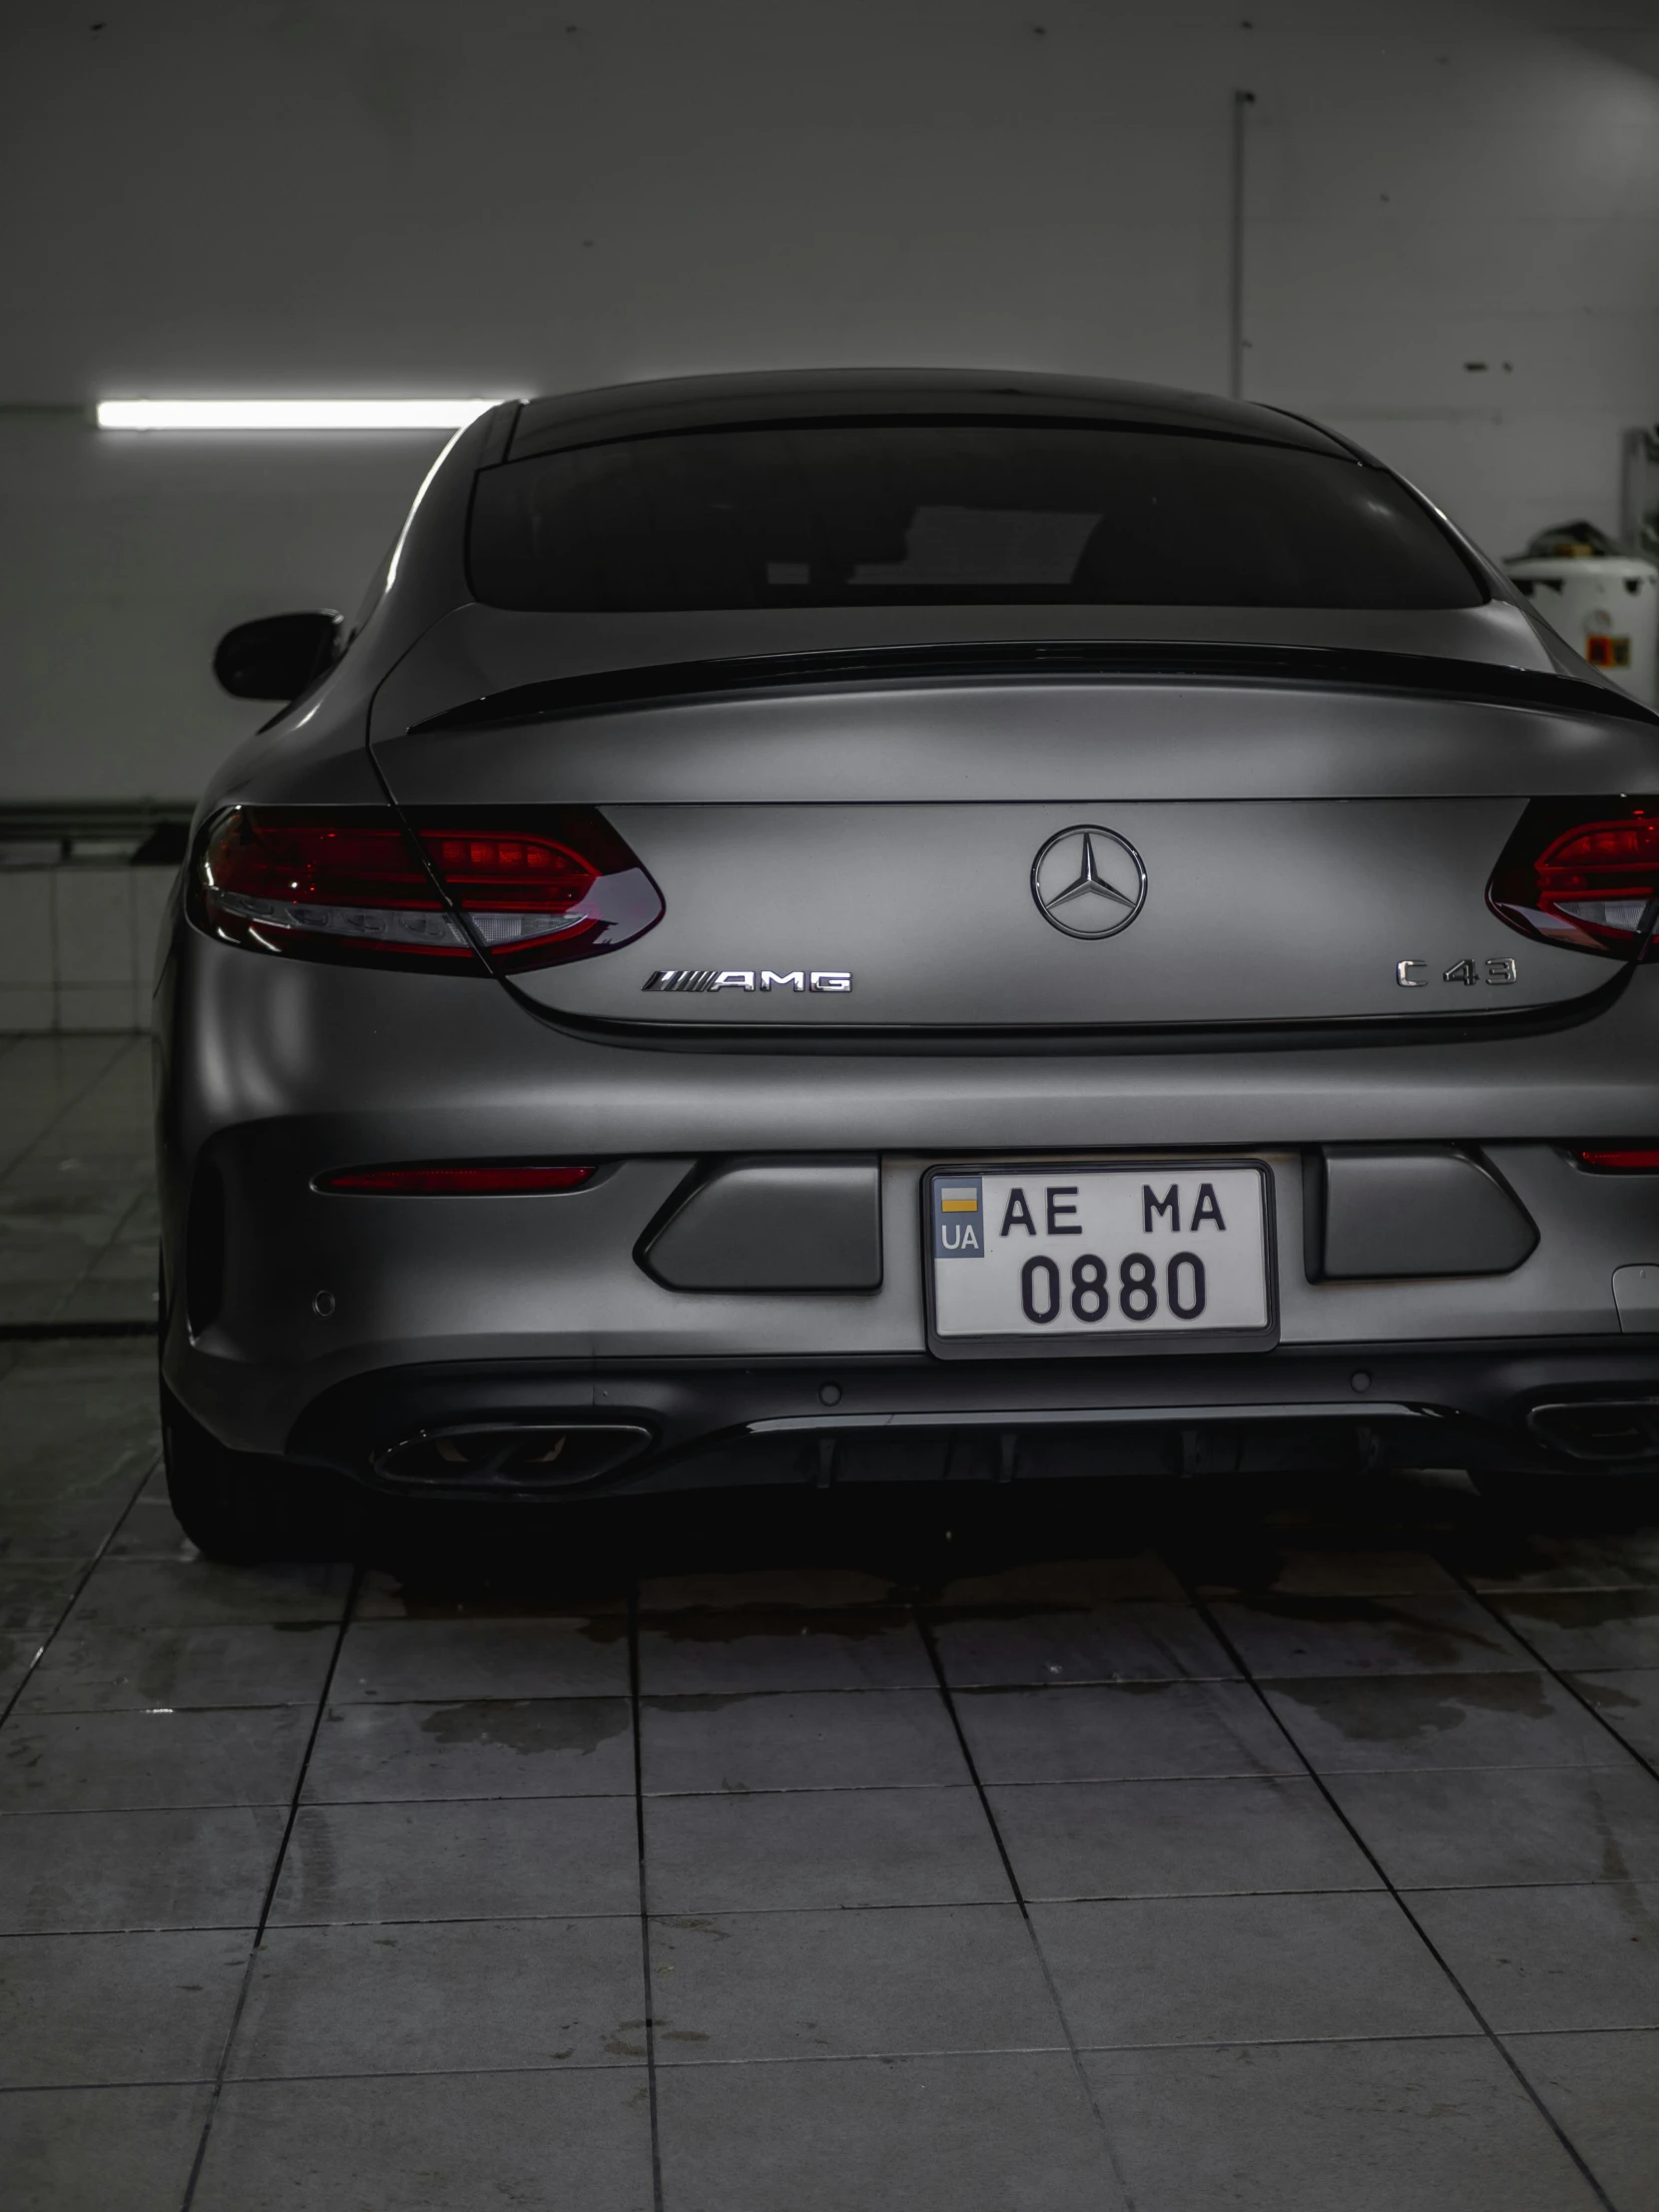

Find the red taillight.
[
  {"left": 1488, "top": 798, "right": 1659, "bottom": 959},
  {"left": 194, "top": 807, "right": 662, "bottom": 972},
  {"left": 317, "top": 1163, "right": 598, "bottom": 1193},
  {"left": 198, "top": 813, "right": 468, "bottom": 966},
  {"left": 414, "top": 812, "right": 662, "bottom": 970},
  {"left": 1574, "top": 1148, "right": 1659, "bottom": 1172}
]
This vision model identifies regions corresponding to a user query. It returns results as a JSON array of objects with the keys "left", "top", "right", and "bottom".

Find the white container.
[{"left": 1505, "top": 554, "right": 1659, "bottom": 707}]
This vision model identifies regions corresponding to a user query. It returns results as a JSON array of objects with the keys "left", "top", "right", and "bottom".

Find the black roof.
[{"left": 505, "top": 368, "right": 1353, "bottom": 462}]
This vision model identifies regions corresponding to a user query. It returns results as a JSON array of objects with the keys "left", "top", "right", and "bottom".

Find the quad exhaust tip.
[
  {"left": 1527, "top": 1399, "right": 1659, "bottom": 1464},
  {"left": 374, "top": 1421, "right": 653, "bottom": 1492}
]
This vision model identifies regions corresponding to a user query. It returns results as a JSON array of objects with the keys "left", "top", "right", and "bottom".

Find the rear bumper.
[
  {"left": 277, "top": 1340, "right": 1659, "bottom": 1498},
  {"left": 158, "top": 931, "right": 1659, "bottom": 1469},
  {"left": 161, "top": 1113, "right": 1659, "bottom": 1456}
]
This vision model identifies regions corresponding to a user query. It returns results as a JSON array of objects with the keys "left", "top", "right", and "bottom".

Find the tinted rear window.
[{"left": 467, "top": 423, "right": 1483, "bottom": 612}]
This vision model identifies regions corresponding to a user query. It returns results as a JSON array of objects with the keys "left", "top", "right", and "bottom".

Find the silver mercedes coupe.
[{"left": 157, "top": 369, "right": 1659, "bottom": 1556}]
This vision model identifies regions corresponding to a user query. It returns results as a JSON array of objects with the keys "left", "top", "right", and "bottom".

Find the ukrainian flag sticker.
[{"left": 932, "top": 1174, "right": 984, "bottom": 1259}]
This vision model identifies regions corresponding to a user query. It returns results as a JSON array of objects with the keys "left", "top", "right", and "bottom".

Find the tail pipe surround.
[{"left": 374, "top": 1422, "right": 653, "bottom": 1493}]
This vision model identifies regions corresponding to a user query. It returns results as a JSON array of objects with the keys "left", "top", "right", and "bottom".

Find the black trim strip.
[
  {"left": 497, "top": 961, "right": 1645, "bottom": 1058},
  {"left": 407, "top": 639, "right": 1657, "bottom": 735}
]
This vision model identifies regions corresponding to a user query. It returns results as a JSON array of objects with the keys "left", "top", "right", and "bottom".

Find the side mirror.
[{"left": 214, "top": 611, "right": 343, "bottom": 701}]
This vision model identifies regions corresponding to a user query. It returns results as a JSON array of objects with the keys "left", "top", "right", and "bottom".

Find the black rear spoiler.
[{"left": 408, "top": 638, "right": 1659, "bottom": 736}]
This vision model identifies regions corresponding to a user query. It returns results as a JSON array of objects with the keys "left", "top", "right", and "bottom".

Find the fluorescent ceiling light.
[{"left": 96, "top": 398, "right": 502, "bottom": 431}]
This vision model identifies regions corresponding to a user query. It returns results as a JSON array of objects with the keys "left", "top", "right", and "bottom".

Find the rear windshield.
[{"left": 467, "top": 422, "right": 1484, "bottom": 612}]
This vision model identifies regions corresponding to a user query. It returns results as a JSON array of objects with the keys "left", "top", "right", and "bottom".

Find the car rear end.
[{"left": 156, "top": 372, "right": 1659, "bottom": 1525}]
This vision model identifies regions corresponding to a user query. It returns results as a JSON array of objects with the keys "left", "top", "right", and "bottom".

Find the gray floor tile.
[
  {"left": 0, "top": 1642, "right": 50, "bottom": 1709},
  {"left": 650, "top": 1903, "right": 1061, "bottom": 2059},
  {"left": 103, "top": 1492, "right": 191, "bottom": 1560},
  {"left": 0, "top": 1806, "right": 282, "bottom": 1932},
  {"left": 192, "top": 2069, "right": 655, "bottom": 2212},
  {"left": 655, "top": 2050, "right": 1127, "bottom": 2212},
  {"left": 0, "top": 1928, "right": 249, "bottom": 2086},
  {"left": 0, "top": 1285, "right": 83, "bottom": 1328},
  {"left": 0, "top": 1335, "right": 154, "bottom": 1424},
  {"left": 988, "top": 1775, "right": 1382, "bottom": 1900},
  {"left": 81, "top": 1229, "right": 159, "bottom": 1283},
  {"left": 0, "top": 1706, "right": 310, "bottom": 1811},
  {"left": 1466, "top": 1531, "right": 1659, "bottom": 1594},
  {"left": 1328, "top": 1764, "right": 1659, "bottom": 1889},
  {"left": 642, "top": 1686, "right": 967, "bottom": 1793},
  {"left": 639, "top": 1566, "right": 899, "bottom": 1610},
  {"left": 646, "top": 1784, "right": 1010, "bottom": 1913},
  {"left": 229, "top": 1916, "right": 646, "bottom": 2077},
  {"left": 1264, "top": 1669, "right": 1624, "bottom": 1773},
  {"left": 271, "top": 1796, "right": 641, "bottom": 1925},
  {"left": 0, "top": 1562, "right": 83, "bottom": 1637},
  {"left": 0, "top": 1226, "right": 128, "bottom": 1288},
  {"left": 930, "top": 1601, "right": 1235, "bottom": 1687},
  {"left": 301, "top": 1698, "right": 635, "bottom": 1803},
  {"left": 1506, "top": 2028, "right": 1659, "bottom": 2212},
  {"left": 1570, "top": 1669, "right": 1659, "bottom": 1764},
  {"left": 352, "top": 1569, "right": 629, "bottom": 1620},
  {"left": 1491, "top": 1590, "right": 1659, "bottom": 1670},
  {"left": 1211, "top": 1593, "right": 1531, "bottom": 1678},
  {"left": 955, "top": 1679, "right": 1297, "bottom": 1783},
  {"left": 15, "top": 1621, "right": 337, "bottom": 1712},
  {"left": 56, "top": 1279, "right": 158, "bottom": 1327},
  {"left": 938, "top": 1553, "right": 1184, "bottom": 1604},
  {"left": 0, "top": 1344, "right": 156, "bottom": 1538},
  {"left": 1408, "top": 1882, "right": 1659, "bottom": 2031},
  {"left": 1084, "top": 2037, "right": 1604, "bottom": 2212},
  {"left": 1034, "top": 1890, "right": 1472, "bottom": 2046},
  {"left": 0, "top": 1484, "right": 136, "bottom": 1566},
  {"left": 637, "top": 1607, "right": 933, "bottom": 1694},
  {"left": 333, "top": 1616, "right": 630, "bottom": 1702},
  {"left": 1195, "top": 1547, "right": 1461, "bottom": 1598},
  {"left": 67, "top": 1556, "right": 349, "bottom": 1629},
  {"left": 0, "top": 2082, "right": 213, "bottom": 2212}
]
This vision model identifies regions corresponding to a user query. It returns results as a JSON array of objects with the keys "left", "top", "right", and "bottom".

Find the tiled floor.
[
  {"left": 0, "top": 1037, "right": 156, "bottom": 1329},
  {"left": 2, "top": 1044, "right": 1659, "bottom": 2208}
]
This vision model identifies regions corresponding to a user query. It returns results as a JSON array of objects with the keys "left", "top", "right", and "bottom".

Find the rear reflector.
[
  {"left": 1488, "top": 798, "right": 1659, "bottom": 959},
  {"left": 317, "top": 1163, "right": 598, "bottom": 1194},
  {"left": 1574, "top": 1148, "right": 1659, "bottom": 1172},
  {"left": 194, "top": 807, "right": 661, "bottom": 972}
]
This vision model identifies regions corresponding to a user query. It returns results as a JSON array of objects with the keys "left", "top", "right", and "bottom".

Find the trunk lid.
[{"left": 369, "top": 645, "right": 1658, "bottom": 1033}]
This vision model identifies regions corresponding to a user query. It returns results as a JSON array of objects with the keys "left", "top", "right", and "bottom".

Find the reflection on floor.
[
  {"left": 1, "top": 1340, "right": 1657, "bottom": 2211},
  {"left": 2, "top": 1031, "right": 1657, "bottom": 2209}
]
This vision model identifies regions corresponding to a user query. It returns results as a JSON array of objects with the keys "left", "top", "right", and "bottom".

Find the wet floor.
[{"left": 2, "top": 1337, "right": 1658, "bottom": 2211}]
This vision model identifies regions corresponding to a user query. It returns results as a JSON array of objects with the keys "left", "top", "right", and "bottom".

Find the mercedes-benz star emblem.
[{"left": 1030, "top": 825, "right": 1148, "bottom": 939}]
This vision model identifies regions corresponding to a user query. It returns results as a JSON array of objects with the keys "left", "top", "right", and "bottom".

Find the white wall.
[{"left": 1, "top": 0, "right": 1656, "bottom": 803}]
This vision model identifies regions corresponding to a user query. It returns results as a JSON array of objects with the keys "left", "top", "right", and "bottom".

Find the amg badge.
[{"left": 643, "top": 969, "right": 852, "bottom": 993}]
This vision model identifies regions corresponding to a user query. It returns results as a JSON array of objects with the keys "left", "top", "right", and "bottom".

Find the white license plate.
[{"left": 928, "top": 1163, "right": 1272, "bottom": 1342}]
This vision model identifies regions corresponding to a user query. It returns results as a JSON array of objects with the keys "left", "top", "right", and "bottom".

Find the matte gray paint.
[
  {"left": 156, "top": 376, "right": 1659, "bottom": 1469},
  {"left": 1612, "top": 1265, "right": 1659, "bottom": 1332},
  {"left": 1312, "top": 1146, "right": 1537, "bottom": 1280},
  {"left": 370, "top": 670, "right": 1654, "bottom": 809},
  {"left": 641, "top": 1158, "right": 882, "bottom": 1291},
  {"left": 503, "top": 798, "right": 1577, "bottom": 1027}
]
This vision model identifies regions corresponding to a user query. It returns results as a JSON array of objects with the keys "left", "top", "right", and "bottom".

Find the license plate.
[{"left": 927, "top": 1163, "right": 1273, "bottom": 1342}]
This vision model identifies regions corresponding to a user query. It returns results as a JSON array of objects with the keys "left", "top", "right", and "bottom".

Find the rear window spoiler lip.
[{"left": 405, "top": 639, "right": 1658, "bottom": 736}]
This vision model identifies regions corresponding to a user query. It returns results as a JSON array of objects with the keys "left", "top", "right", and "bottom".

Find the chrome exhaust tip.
[
  {"left": 1526, "top": 1399, "right": 1659, "bottom": 1465},
  {"left": 373, "top": 1421, "right": 653, "bottom": 1492}
]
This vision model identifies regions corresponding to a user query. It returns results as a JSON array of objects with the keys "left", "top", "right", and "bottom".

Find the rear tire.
[{"left": 161, "top": 1385, "right": 335, "bottom": 1563}]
